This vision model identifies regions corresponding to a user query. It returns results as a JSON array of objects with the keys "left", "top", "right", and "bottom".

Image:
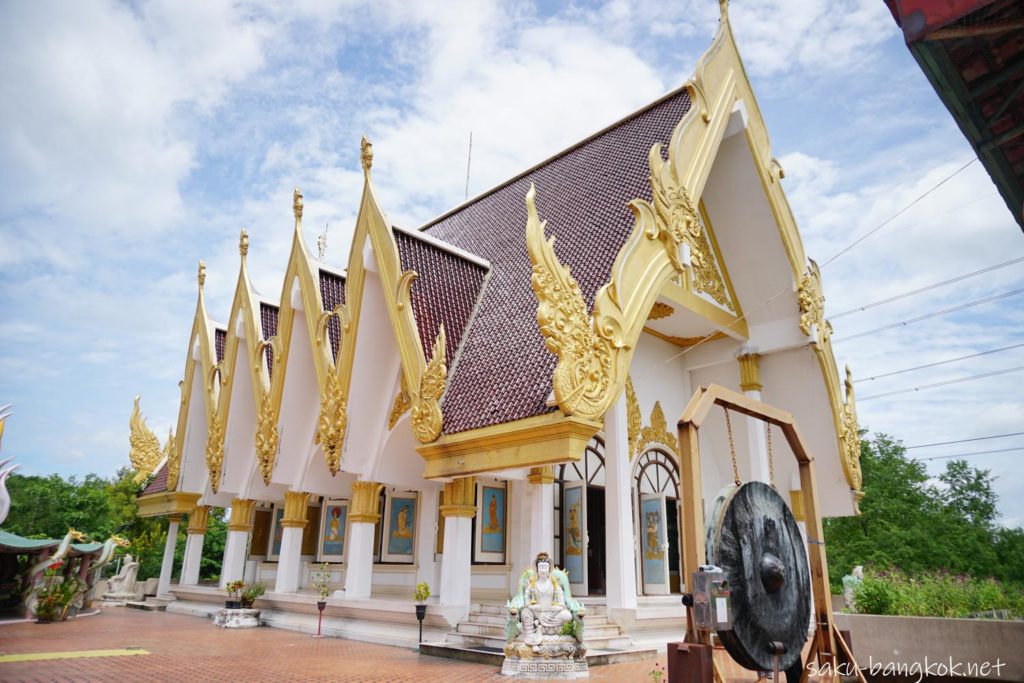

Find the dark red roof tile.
[
  {"left": 422, "top": 89, "right": 692, "bottom": 433},
  {"left": 139, "top": 462, "right": 169, "bottom": 496},
  {"left": 318, "top": 269, "right": 346, "bottom": 361},
  {"left": 392, "top": 228, "right": 488, "bottom": 373}
]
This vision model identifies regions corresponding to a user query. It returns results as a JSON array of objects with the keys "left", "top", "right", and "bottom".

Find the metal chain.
[
  {"left": 724, "top": 408, "right": 741, "bottom": 486},
  {"left": 766, "top": 422, "right": 776, "bottom": 489}
]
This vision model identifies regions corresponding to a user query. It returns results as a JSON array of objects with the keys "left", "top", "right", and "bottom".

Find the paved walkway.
[{"left": 0, "top": 607, "right": 668, "bottom": 682}]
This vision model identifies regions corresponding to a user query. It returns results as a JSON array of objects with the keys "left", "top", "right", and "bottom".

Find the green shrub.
[{"left": 852, "top": 569, "right": 1023, "bottom": 618}]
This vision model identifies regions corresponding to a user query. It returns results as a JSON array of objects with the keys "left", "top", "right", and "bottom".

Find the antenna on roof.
[
  {"left": 464, "top": 131, "right": 473, "bottom": 201},
  {"left": 318, "top": 223, "right": 329, "bottom": 261}
]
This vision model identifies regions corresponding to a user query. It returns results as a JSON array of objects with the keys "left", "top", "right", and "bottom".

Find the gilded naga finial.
[
  {"left": 239, "top": 229, "right": 249, "bottom": 258},
  {"left": 293, "top": 187, "right": 304, "bottom": 222},
  {"left": 360, "top": 136, "right": 373, "bottom": 175},
  {"left": 198, "top": 260, "right": 206, "bottom": 289}
]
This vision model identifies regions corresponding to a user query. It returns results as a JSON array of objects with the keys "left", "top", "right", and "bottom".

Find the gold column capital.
[
  {"left": 440, "top": 476, "right": 477, "bottom": 518},
  {"left": 281, "top": 491, "right": 311, "bottom": 529},
  {"left": 167, "top": 514, "right": 183, "bottom": 524},
  {"left": 737, "top": 353, "right": 762, "bottom": 393},
  {"left": 527, "top": 466, "right": 554, "bottom": 485},
  {"left": 349, "top": 481, "right": 384, "bottom": 524},
  {"left": 187, "top": 506, "right": 210, "bottom": 535},
  {"left": 227, "top": 498, "right": 256, "bottom": 532}
]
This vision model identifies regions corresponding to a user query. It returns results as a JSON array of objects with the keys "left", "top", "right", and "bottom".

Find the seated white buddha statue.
[
  {"left": 507, "top": 552, "right": 582, "bottom": 646},
  {"left": 105, "top": 554, "right": 140, "bottom": 597}
]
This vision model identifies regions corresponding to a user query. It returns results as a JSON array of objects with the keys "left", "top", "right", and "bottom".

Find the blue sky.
[{"left": 1, "top": 0, "right": 1022, "bottom": 525}]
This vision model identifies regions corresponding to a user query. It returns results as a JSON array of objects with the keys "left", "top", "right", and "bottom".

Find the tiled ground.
[{"left": 0, "top": 608, "right": 669, "bottom": 682}]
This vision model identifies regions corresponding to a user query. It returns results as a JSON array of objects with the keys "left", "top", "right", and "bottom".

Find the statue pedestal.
[
  {"left": 213, "top": 608, "right": 260, "bottom": 628},
  {"left": 501, "top": 636, "right": 589, "bottom": 679}
]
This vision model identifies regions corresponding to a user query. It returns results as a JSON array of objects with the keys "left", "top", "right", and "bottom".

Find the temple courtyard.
[{"left": 0, "top": 608, "right": 667, "bottom": 682}]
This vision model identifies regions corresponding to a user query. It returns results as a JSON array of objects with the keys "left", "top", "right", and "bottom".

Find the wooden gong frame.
[{"left": 676, "top": 383, "right": 863, "bottom": 683}]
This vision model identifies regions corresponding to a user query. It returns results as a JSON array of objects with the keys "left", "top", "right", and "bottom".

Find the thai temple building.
[{"left": 134, "top": 6, "right": 862, "bottom": 648}]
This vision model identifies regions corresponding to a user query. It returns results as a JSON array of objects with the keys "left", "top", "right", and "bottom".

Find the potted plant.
[
  {"left": 240, "top": 582, "right": 265, "bottom": 609},
  {"left": 312, "top": 562, "right": 331, "bottom": 609},
  {"left": 33, "top": 561, "right": 79, "bottom": 623},
  {"left": 413, "top": 582, "right": 430, "bottom": 644},
  {"left": 225, "top": 579, "right": 245, "bottom": 609}
]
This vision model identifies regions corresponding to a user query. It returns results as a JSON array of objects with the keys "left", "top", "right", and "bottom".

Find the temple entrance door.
[
  {"left": 562, "top": 480, "right": 588, "bottom": 596},
  {"left": 586, "top": 485, "right": 606, "bottom": 595},
  {"left": 639, "top": 493, "right": 670, "bottom": 595}
]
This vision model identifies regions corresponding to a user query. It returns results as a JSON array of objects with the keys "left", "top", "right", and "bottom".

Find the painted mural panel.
[
  {"left": 318, "top": 500, "right": 347, "bottom": 562},
  {"left": 385, "top": 495, "right": 416, "bottom": 559},
  {"left": 480, "top": 486, "right": 505, "bottom": 553},
  {"left": 269, "top": 506, "right": 285, "bottom": 559},
  {"left": 642, "top": 497, "right": 666, "bottom": 585},
  {"left": 563, "top": 485, "right": 584, "bottom": 583}
]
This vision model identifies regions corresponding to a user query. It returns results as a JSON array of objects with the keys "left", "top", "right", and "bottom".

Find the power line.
[
  {"left": 859, "top": 365, "right": 1024, "bottom": 401},
  {"left": 906, "top": 431, "right": 1024, "bottom": 449},
  {"left": 820, "top": 158, "right": 977, "bottom": 268},
  {"left": 856, "top": 192, "right": 996, "bottom": 249},
  {"left": 833, "top": 286, "right": 1024, "bottom": 342},
  {"left": 855, "top": 342, "right": 1024, "bottom": 383},
  {"left": 914, "top": 446, "right": 1024, "bottom": 461},
  {"left": 832, "top": 256, "right": 1024, "bottom": 319}
]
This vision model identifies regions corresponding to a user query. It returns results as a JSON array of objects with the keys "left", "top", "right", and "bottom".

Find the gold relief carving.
[
  {"left": 626, "top": 376, "right": 642, "bottom": 460},
  {"left": 440, "top": 476, "right": 476, "bottom": 518},
  {"left": 526, "top": 185, "right": 618, "bottom": 422},
  {"left": 315, "top": 370, "right": 348, "bottom": 475},
  {"left": 129, "top": 396, "right": 162, "bottom": 484},
  {"left": 187, "top": 505, "right": 210, "bottom": 535},
  {"left": 255, "top": 385, "right": 280, "bottom": 485},
  {"left": 691, "top": 213, "right": 735, "bottom": 313},
  {"left": 798, "top": 259, "right": 828, "bottom": 343},
  {"left": 737, "top": 353, "right": 762, "bottom": 393},
  {"left": 647, "top": 302, "right": 674, "bottom": 321},
  {"left": 527, "top": 466, "right": 554, "bottom": 485},
  {"left": 164, "top": 428, "right": 180, "bottom": 492},
  {"left": 644, "top": 144, "right": 704, "bottom": 276},
  {"left": 282, "top": 491, "right": 310, "bottom": 529},
  {"left": 349, "top": 481, "right": 384, "bottom": 524},
  {"left": 388, "top": 374, "right": 411, "bottom": 430},
  {"left": 839, "top": 366, "right": 863, "bottom": 494},
  {"left": 228, "top": 498, "right": 256, "bottom": 532},
  {"left": 205, "top": 417, "right": 225, "bottom": 494},
  {"left": 411, "top": 326, "right": 447, "bottom": 443},
  {"left": 315, "top": 304, "right": 349, "bottom": 356},
  {"left": 638, "top": 401, "right": 679, "bottom": 456},
  {"left": 644, "top": 327, "right": 728, "bottom": 348}
]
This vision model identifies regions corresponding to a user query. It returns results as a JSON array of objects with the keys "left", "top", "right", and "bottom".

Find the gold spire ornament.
[
  {"left": 239, "top": 229, "right": 249, "bottom": 258},
  {"left": 411, "top": 326, "right": 447, "bottom": 443},
  {"left": 293, "top": 187, "right": 304, "bottom": 222},
  {"left": 198, "top": 260, "right": 206, "bottom": 289},
  {"left": 316, "top": 370, "right": 347, "bottom": 475},
  {"left": 626, "top": 376, "right": 642, "bottom": 459},
  {"left": 128, "top": 396, "right": 162, "bottom": 484},
  {"left": 638, "top": 400, "right": 679, "bottom": 456},
  {"left": 360, "top": 137, "right": 373, "bottom": 175}
]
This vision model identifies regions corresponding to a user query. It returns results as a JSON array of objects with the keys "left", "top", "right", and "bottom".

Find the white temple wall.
[
  {"left": 179, "top": 361, "right": 210, "bottom": 494},
  {"left": 219, "top": 337, "right": 257, "bottom": 497},
  {"left": 273, "top": 308, "right": 321, "bottom": 489}
]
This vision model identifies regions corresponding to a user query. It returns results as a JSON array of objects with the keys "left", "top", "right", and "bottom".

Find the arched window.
[
  {"left": 634, "top": 448, "right": 680, "bottom": 498},
  {"left": 553, "top": 437, "right": 605, "bottom": 567}
]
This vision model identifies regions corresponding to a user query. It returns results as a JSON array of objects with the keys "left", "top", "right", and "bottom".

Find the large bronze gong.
[{"left": 706, "top": 481, "right": 810, "bottom": 671}]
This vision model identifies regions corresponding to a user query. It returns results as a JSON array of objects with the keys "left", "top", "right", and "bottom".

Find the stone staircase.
[{"left": 422, "top": 602, "right": 656, "bottom": 667}]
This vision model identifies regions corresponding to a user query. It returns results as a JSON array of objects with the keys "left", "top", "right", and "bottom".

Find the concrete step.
[
  {"left": 422, "top": 641, "right": 654, "bottom": 667},
  {"left": 124, "top": 600, "right": 167, "bottom": 612},
  {"left": 445, "top": 631, "right": 633, "bottom": 651},
  {"left": 466, "top": 611, "right": 610, "bottom": 627}
]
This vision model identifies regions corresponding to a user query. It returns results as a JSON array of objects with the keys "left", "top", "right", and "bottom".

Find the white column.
[
  {"left": 344, "top": 522, "right": 376, "bottom": 598},
  {"left": 415, "top": 487, "right": 439, "bottom": 589},
  {"left": 220, "top": 499, "right": 255, "bottom": 589},
  {"left": 438, "top": 477, "right": 475, "bottom": 618},
  {"left": 527, "top": 467, "right": 554, "bottom": 561},
  {"left": 343, "top": 481, "right": 383, "bottom": 599},
  {"left": 181, "top": 506, "right": 209, "bottom": 587},
  {"left": 738, "top": 352, "right": 771, "bottom": 483},
  {"left": 157, "top": 515, "right": 181, "bottom": 597},
  {"left": 604, "top": 392, "right": 638, "bottom": 611},
  {"left": 275, "top": 492, "right": 310, "bottom": 594},
  {"left": 181, "top": 533, "right": 204, "bottom": 586}
]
